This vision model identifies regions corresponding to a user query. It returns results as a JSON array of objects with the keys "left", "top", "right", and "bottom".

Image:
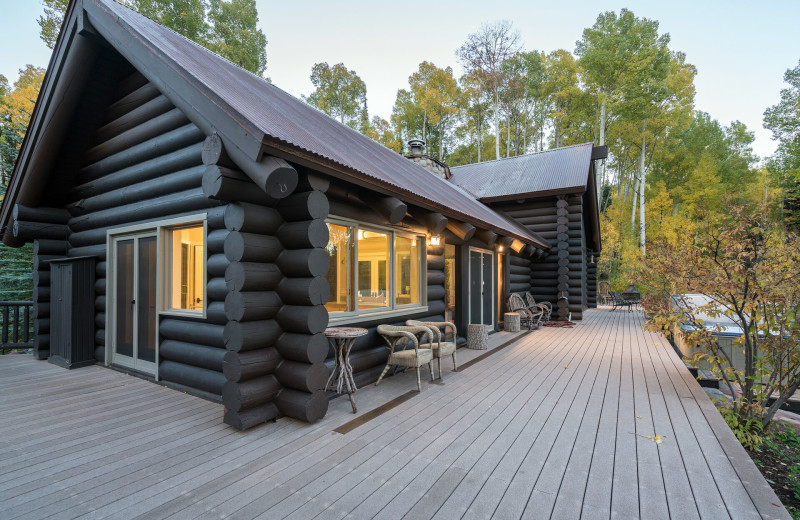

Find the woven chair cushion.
[
  {"left": 389, "top": 348, "right": 433, "bottom": 366},
  {"left": 433, "top": 341, "right": 457, "bottom": 356}
]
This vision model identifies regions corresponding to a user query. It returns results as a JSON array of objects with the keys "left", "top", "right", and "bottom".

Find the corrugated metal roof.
[
  {"left": 93, "top": 0, "right": 548, "bottom": 249},
  {"left": 449, "top": 143, "right": 594, "bottom": 201}
]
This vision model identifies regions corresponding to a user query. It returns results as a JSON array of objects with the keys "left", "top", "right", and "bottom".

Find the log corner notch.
[{"left": 202, "top": 133, "right": 298, "bottom": 201}]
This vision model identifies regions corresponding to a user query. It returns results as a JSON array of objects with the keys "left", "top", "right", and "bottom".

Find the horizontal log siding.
[
  {"left": 500, "top": 193, "right": 588, "bottom": 320},
  {"left": 60, "top": 74, "right": 226, "bottom": 396}
]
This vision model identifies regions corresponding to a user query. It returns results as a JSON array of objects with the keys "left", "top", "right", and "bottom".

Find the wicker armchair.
[
  {"left": 508, "top": 293, "right": 542, "bottom": 330},
  {"left": 525, "top": 292, "right": 552, "bottom": 322},
  {"left": 406, "top": 320, "right": 458, "bottom": 379},
  {"left": 375, "top": 325, "right": 435, "bottom": 392}
]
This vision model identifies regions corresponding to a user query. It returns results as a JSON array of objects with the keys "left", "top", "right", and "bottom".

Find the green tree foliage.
[
  {"left": 132, "top": 0, "right": 209, "bottom": 43},
  {"left": 304, "top": 62, "right": 368, "bottom": 131},
  {"left": 206, "top": 0, "right": 267, "bottom": 76},
  {"left": 37, "top": 0, "right": 70, "bottom": 49},
  {"left": 38, "top": 0, "right": 268, "bottom": 76},
  {"left": 764, "top": 60, "right": 800, "bottom": 226},
  {"left": 364, "top": 116, "right": 402, "bottom": 153},
  {"left": 0, "top": 67, "right": 44, "bottom": 301},
  {"left": 391, "top": 62, "right": 463, "bottom": 160}
]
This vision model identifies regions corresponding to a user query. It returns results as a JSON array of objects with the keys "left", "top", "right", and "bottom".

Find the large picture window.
[{"left": 325, "top": 219, "right": 425, "bottom": 317}]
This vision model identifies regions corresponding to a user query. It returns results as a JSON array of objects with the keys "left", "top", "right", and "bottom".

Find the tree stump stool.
[
  {"left": 468, "top": 324, "right": 489, "bottom": 350},
  {"left": 504, "top": 312, "right": 521, "bottom": 332}
]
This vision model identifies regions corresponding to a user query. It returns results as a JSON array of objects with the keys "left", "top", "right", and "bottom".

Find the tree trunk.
[
  {"left": 639, "top": 127, "right": 647, "bottom": 256},
  {"left": 494, "top": 90, "right": 500, "bottom": 160},
  {"left": 630, "top": 174, "right": 638, "bottom": 231},
  {"left": 598, "top": 101, "right": 606, "bottom": 208}
]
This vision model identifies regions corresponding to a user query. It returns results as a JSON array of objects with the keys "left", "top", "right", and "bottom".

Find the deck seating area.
[{"left": 0, "top": 308, "right": 789, "bottom": 519}]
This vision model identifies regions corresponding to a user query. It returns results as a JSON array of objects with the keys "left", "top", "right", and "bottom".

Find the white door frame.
[
  {"left": 107, "top": 231, "right": 159, "bottom": 377},
  {"left": 468, "top": 247, "right": 495, "bottom": 326}
]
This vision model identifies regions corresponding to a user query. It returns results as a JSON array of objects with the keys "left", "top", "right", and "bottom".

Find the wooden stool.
[
  {"left": 504, "top": 312, "right": 521, "bottom": 332},
  {"left": 467, "top": 324, "right": 489, "bottom": 350}
]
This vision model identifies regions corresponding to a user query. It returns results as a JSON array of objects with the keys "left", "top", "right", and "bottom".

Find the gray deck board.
[{"left": 0, "top": 309, "right": 790, "bottom": 520}]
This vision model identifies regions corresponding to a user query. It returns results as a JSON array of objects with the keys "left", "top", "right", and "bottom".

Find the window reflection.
[
  {"left": 325, "top": 223, "right": 354, "bottom": 312},
  {"left": 357, "top": 229, "right": 389, "bottom": 309},
  {"left": 395, "top": 236, "right": 420, "bottom": 306}
]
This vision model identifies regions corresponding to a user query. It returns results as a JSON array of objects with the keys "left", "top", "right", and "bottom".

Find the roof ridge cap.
[{"left": 451, "top": 142, "right": 595, "bottom": 170}]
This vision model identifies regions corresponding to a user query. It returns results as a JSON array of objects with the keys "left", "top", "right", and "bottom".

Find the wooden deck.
[{"left": 0, "top": 308, "right": 790, "bottom": 519}]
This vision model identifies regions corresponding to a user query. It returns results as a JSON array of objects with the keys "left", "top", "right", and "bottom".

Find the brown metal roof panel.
[
  {"left": 449, "top": 143, "right": 594, "bottom": 200},
  {"left": 94, "top": 0, "right": 549, "bottom": 248}
]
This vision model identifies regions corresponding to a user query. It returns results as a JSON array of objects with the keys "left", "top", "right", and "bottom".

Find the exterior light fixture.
[
  {"left": 589, "top": 255, "right": 595, "bottom": 265},
  {"left": 498, "top": 245, "right": 504, "bottom": 252},
  {"left": 430, "top": 235, "right": 441, "bottom": 246}
]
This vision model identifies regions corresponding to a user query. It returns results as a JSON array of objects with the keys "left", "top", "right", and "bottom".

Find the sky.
[{"left": 1, "top": 0, "right": 798, "bottom": 160}]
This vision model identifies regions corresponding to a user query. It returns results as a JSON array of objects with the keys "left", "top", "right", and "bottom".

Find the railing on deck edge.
[{"left": 0, "top": 301, "right": 34, "bottom": 351}]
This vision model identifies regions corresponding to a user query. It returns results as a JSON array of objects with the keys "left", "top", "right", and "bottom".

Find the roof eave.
[
  {"left": 258, "top": 138, "right": 550, "bottom": 250},
  {"left": 478, "top": 186, "right": 587, "bottom": 203},
  {"left": 0, "top": 0, "right": 92, "bottom": 245}
]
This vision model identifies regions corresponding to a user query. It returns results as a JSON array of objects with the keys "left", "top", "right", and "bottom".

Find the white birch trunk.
[
  {"left": 598, "top": 101, "right": 606, "bottom": 207},
  {"left": 639, "top": 131, "right": 646, "bottom": 256},
  {"left": 494, "top": 91, "right": 500, "bottom": 160},
  {"left": 630, "top": 173, "right": 638, "bottom": 231}
]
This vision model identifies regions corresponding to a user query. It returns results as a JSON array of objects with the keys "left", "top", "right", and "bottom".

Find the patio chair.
[
  {"left": 406, "top": 320, "right": 457, "bottom": 379},
  {"left": 376, "top": 324, "right": 435, "bottom": 392},
  {"left": 598, "top": 281, "right": 611, "bottom": 305},
  {"left": 610, "top": 291, "right": 633, "bottom": 312},
  {"left": 525, "top": 292, "right": 552, "bottom": 322},
  {"left": 508, "top": 293, "right": 542, "bottom": 330}
]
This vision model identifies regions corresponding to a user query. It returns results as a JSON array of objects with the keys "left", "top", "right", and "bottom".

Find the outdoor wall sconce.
[
  {"left": 497, "top": 244, "right": 504, "bottom": 252},
  {"left": 429, "top": 235, "right": 441, "bottom": 246},
  {"left": 589, "top": 255, "right": 595, "bottom": 264}
]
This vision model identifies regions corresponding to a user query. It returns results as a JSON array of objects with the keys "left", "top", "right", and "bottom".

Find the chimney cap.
[{"left": 408, "top": 139, "right": 425, "bottom": 156}]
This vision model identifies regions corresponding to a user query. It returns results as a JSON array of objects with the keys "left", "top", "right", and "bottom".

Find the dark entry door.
[
  {"left": 469, "top": 248, "right": 494, "bottom": 327},
  {"left": 111, "top": 233, "right": 157, "bottom": 374}
]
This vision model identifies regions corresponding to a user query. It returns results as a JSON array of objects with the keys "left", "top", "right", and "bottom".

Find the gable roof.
[
  {"left": 449, "top": 143, "right": 595, "bottom": 202},
  {"left": 0, "top": 0, "right": 548, "bottom": 249}
]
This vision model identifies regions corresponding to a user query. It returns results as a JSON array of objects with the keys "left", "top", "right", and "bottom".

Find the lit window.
[
  {"left": 325, "top": 223, "right": 354, "bottom": 312},
  {"left": 165, "top": 225, "right": 204, "bottom": 312},
  {"left": 395, "top": 236, "right": 420, "bottom": 306},
  {"left": 357, "top": 229, "right": 390, "bottom": 309},
  {"left": 325, "top": 219, "right": 425, "bottom": 316}
]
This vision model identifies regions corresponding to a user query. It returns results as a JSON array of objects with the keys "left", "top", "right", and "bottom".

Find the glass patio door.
[
  {"left": 111, "top": 233, "right": 157, "bottom": 375},
  {"left": 469, "top": 248, "right": 494, "bottom": 327}
]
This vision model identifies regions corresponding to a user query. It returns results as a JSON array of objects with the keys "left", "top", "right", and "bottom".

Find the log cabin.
[{"left": 0, "top": 0, "right": 602, "bottom": 429}]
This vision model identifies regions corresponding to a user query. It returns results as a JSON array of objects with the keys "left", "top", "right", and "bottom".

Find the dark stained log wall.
[{"left": 499, "top": 193, "right": 589, "bottom": 320}]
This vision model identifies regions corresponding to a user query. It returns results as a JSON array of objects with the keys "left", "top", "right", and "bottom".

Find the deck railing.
[{"left": 0, "top": 301, "right": 34, "bottom": 351}]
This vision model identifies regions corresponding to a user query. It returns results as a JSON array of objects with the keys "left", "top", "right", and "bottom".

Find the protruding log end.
[
  {"left": 202, "top": 133, "right": 237, "bottom": 168},
  {"left": 475, "top": 229, "right": 498, "bottom": 248},
  {"left": 258, "top": 156, "right": 298, "bottom": 200},
  {"left": 276, "top": 249, "right": 329, "bottom": 278},
  {"left": 278, "top": 191, "right": 330, "bottom": 221},
  {"left": 277, "top": 277, "right": 330, "bottom": 306},
  {"left": 370, "top": 196, "right": 407, "bottom": 224},
  {"left": 277, "top": 305, "right": 328, "bottom": 334},
  {"left": 275, "top": 360, "right": 329, "bottom": 392},
  {"left": 224, "top": 320, "right": 282, "bottom": 352},
  {"left": 276, "top": 333, "right": 328, "bottom": 364},
  {"left": 275, "top": 388, "right": 328, "bottom": 422},
  {"left": 224, "top": 402, "right": 279, "bottom": 430},
  {"left": 446, "top": 220, "right": 475, "bottom": 242}
]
